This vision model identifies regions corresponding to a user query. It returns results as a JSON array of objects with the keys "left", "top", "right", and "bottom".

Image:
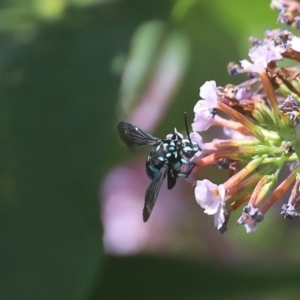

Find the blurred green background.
[{"left": 1, "top": 0, "right": 300, "bottom": 299}]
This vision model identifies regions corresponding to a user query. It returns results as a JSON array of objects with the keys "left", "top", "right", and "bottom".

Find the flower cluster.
[{"left": 187, "top": 0, "right": 300, "bottom": 233}]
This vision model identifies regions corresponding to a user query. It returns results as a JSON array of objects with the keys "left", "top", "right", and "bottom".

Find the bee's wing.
[
  {"left": 143, "top": 163, "right": 168, "bottom": 222},
  {"left": 117, "top": 122, "right": 161, "bottom": 151}
]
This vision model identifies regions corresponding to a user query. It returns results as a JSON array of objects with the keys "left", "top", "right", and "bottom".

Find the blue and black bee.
[{"left": 117, "top": 116, "right": 200, "bottom": 222}]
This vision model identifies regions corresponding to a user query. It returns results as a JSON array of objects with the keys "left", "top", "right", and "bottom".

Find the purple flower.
[
  {"left": 222, "top": 127, "right": 249, "bottom": 140},
  {"left": 270, "top": 0, "right": 284, "bottom": 10},
  {"left": 241, "top": 40, "right": 284, "bottom": 73},
  {"left": 189, "top": 131, "right": 204, "bottom": 162},
  {"left": 281, "top": 203, "right": 300, "bottom": 220},
  {"left": 250, "top": 40, "right": 284, "bottom": 63},
  {"left": 235, "top": 87, "right": 252, "bottom": 100},
  {"left": 236, "top": 215, "right": 257, "bottom": 233},
  {"left": 265, "top": 28, "right": 282, "bottom": 40},
  {"left": 240, "top": 60, "right": 265, "bottom": 73},
  {"left": 192, "top": 81, "right": 218, "bottom": 131},
  {"left": 236, "top": 205, "right": 264, "bottom": 233},
  {"left": 289, "top": 36, "right": 300, "bottom": 52},
  {"left": 195, "top": 179, "right": 227, "bottom": 230},
  {"left": 294, "top": 16, "right": 300, "bottom": 30}
]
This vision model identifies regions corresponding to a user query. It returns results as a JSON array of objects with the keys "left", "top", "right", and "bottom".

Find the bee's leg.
[
  {"left": 170, "top": 133, "right": 177, "bottom": 140},
  {"left": 228, "top": 161, "right": 241, "bottom": 178},
  {"left": 167, "top": 168, "right": 179, "bottom": 190},
  {"left": 177, "top": 164, "right": 196, "bottom": 178},
  {"left": 170, "top": 132, "right": 182, "bottom": 141}
]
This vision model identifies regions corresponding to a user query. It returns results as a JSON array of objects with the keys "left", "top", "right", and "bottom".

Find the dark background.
[{"left": 0, "top": 0, "right": 299, "bottom": 299}]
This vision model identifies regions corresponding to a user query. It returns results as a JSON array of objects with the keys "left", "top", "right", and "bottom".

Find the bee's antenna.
[{"left": 184, "top": 112, "right": 192, "bottom": 143}]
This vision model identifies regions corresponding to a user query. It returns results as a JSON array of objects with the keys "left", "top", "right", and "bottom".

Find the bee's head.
[{"left": 181, "top": 138, "right": 200, "bottom": 158}]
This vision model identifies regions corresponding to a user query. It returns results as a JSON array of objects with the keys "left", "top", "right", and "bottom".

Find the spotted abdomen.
[{"left": 146, "top": 140, "right": 182, "bottom": 180}]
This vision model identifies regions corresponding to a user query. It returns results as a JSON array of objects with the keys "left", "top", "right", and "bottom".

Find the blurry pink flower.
[{"left": 101, "top": 161, "right": 189, "bottom": 254}]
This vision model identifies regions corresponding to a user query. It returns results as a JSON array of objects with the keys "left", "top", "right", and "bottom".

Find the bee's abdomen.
[{"left": 145, "top": 140, "right": 182, "bottom": 180}]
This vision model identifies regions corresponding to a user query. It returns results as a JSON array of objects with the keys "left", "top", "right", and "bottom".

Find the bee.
[{"left": 117, "top": 115, "right": 200, "bottom": 222}]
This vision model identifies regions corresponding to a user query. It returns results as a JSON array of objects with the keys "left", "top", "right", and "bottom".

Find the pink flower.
[
  {"left": 195, "top": 179, "right": 227, "bottom": 230},
  {"left": 102, "top": 162, "right": 192, "bottom": 254}
]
